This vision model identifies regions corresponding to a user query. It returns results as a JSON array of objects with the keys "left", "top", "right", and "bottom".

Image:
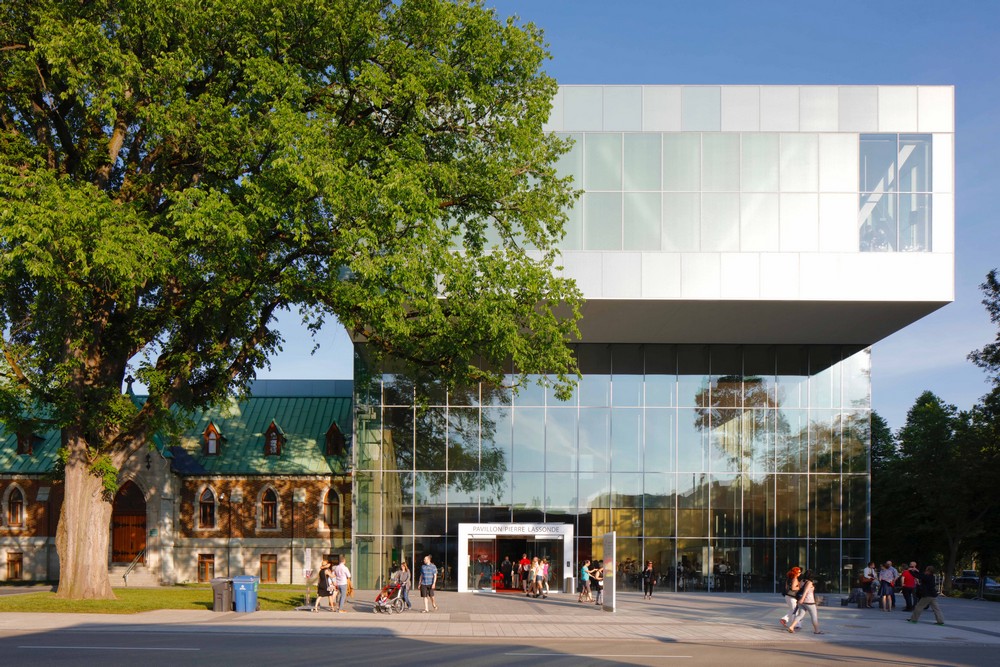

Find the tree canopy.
[{"left": 0, "top": 0, "right": 581, "bottom": 598}]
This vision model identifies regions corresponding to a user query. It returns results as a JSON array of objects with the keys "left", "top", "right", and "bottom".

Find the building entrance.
[{"left": 457, "top": 522, "right": 574, "bottom": 593}]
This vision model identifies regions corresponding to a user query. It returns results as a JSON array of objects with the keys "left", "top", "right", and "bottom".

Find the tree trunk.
[
  {"left": 943, "top": 538, "right": 960, "bottom": 595},
  {"left": 55, "top": 444, "right": 116, "bottom": 600}
]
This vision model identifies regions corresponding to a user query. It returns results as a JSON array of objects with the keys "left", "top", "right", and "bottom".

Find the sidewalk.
[{"left": 1, "top": 591, "right": 998, "bottom": 645}]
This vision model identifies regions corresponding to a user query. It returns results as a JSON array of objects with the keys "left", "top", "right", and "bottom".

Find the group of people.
[
  {"left": 516, "top": 554, "right": 551, "bottom": 598},
  {"left": 578, "top": 559, "right": 606, "bottom": 605},
  {"left": 779, "top": 559, "right": 945, "bottom": 634},
  {"left": 860, "top": 560, "right": 944, "bottom": 624},
  {"left": 311, "top": 555, "right": 353, "bottom": 613}
]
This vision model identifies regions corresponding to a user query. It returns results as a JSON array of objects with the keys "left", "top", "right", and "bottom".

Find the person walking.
[
  {"left": 578, "top": 559, "right": 592, "bottom": 602},
  {"left": 907, "top": 565, "right": 945, "bottom": 625},
  {"left": 394, "top": 560, "right": 412, "bottom": 610},
  {"left": 518, "top": 554, "right": 531, "bottom": 593},
  {"left": 331, "top": 555, "right": 352, "bottom": 613},
  {"left": 500, "top": 556, "right": 513, "bottom": 590},
  {"left": 787, "top": 569, "right": 823, "bottom": 634},
  {"left": 779, "top": 566, "right": 802, "bottom": 627},
  {"left": 641, "top": 561, "right": 656, "bottom": 599},
  {"left": 312, "top": 559, "right": 333, "bottom": 612},
  {"left": 420, "top": 554, "right": 439, "bottom": 613},
  {"left": 541, "top": 558, "right": 550, "bottom": 598}
]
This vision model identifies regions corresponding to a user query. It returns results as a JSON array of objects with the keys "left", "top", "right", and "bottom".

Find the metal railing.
[{"left": 122, "top": 549, "right": 146, "bottom": 587}]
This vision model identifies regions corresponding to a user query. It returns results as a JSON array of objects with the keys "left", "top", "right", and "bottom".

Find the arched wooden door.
[{"left": 111, "top": 481, "right": 146, "bottom": 563}]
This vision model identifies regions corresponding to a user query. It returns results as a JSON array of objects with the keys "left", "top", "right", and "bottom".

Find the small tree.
[{"left": 1, "top": 0, "right": 580, "bottom": 599}]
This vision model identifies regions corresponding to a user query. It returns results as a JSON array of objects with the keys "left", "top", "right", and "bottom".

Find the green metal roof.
[
  {"left": 1, "top": 382, "right": 353, "bottom": 477},
  {"left": 0, "top": 430, "right": 61, "bottom": 475},
  {"left": 168, "top": 395, "right": 353, "bottom": 476}
]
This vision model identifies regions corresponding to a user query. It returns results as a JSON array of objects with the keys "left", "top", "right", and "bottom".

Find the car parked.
[{"left": 952, "top": 570, "right": 1000, "bottom": 592}]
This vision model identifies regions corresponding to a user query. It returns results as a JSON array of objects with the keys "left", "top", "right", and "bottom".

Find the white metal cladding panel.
[
  {"left": 932, "top": 193, "right": 954, "bottom": 254},
  {"left": 553, "top": 85, "right": 952, "bottom": 134}
]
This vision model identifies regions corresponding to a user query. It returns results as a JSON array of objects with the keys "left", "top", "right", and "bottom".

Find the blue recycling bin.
[{"left": 232, "top": 575, "right": 259, "bottom": 613}]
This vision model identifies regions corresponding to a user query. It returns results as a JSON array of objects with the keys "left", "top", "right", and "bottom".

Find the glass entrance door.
[
  {"left": 468, "top": 539, "right": 497, "bottom": 591},
  {"left": 532, "top": 538, "right": 564, "bottom": 593}
]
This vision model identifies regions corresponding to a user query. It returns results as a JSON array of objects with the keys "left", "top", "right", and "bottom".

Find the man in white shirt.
[{"left": 332, "top": 555, "right": 352, "bottom": 613}]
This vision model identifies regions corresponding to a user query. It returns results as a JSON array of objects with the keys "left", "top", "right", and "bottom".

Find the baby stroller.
[{"left": 373, "top": 579, "right": 405, "bottom": 614}]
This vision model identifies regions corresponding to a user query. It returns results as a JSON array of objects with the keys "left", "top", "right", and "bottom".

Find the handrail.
[{"left": 122, "top": 548, "right": 146, "bottom": 587}]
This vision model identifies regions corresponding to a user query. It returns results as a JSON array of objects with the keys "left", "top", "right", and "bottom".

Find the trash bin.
[
  {"left": 211, "top": 577, "right": 233, "bottom": 612},
  {"left": 233, "top": 575, "right": 259, "bottom": 613}
]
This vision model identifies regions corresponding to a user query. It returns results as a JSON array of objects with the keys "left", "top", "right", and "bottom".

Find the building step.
[{"left": 109, "top": 563, "right": 160, "bottom": 588}]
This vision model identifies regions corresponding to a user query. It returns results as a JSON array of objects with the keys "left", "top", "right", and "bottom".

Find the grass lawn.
[{"left": 0, "top": 584, "right": 308, "bottom": 614}]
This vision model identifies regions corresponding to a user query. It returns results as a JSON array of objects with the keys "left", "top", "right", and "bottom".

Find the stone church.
[{"left": 0, "top": 380, "right": 352, "bottom": 586}]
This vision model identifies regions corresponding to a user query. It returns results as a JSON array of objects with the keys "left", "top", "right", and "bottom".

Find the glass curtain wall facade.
[{"left": 353, "top": 344, "right": 870, "bottom": 594}]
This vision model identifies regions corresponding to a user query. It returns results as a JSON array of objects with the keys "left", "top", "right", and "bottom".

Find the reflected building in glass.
[{"left": 352, "top": 86, "right": 954, "bottom": 594}]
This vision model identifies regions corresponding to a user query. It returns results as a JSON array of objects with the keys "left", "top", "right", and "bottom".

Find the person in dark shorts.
[{"left": 420, "top": 554, "right": 438, "bottom": 613}]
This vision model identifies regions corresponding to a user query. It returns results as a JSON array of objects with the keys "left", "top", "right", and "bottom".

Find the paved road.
[{"left": 1, "top": 590, "right": 998, "bottom": 665}]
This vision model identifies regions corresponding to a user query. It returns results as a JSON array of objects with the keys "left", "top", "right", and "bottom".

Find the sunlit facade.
[{"left": 351, "top": 85, "right": 955, "bottom": 594}]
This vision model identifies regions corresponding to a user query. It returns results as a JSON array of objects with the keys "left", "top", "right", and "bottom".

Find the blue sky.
[{"left": 262, "top": 0, "right": 1000, "bottom": 431}]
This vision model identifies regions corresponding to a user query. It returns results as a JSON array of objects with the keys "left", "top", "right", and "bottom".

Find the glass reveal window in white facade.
[{"left": 859, "top": 133, "right": 932, "bottom": 252}]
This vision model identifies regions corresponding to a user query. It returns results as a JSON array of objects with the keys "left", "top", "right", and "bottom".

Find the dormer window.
[
  {"left": 264, "top": 421, "right": 284, "bottom": 456},
  {"left": 16, "top": 432, "right": 34, "bottom": 456},
  {"left": 325, "top": 422, "right": 346, "bottom": 457},
  {"left": 203, "top": 422, "right": 222, "bottom": 456}
]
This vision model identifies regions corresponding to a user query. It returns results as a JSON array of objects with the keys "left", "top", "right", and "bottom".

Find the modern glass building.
[{"left": 351, "top": 85, "right": 955, "bottom": 594}]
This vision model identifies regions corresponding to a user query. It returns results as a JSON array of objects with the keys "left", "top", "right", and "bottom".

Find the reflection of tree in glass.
[
  {"left": 693, "top": 376, "right": 782, "bottom": 471},
  {"left": 378, "top": 372, "right": 507, "bottom": 499}
]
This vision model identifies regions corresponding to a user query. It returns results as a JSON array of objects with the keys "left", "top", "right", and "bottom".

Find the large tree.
[{"left": 0, "top": 0, "right": 581, "bottom": 599}]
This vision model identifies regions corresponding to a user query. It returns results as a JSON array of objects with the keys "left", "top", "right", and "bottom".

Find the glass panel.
[
  {"left": 662, "top": 133, "right": 701, "bottom": 191},
  {"left": 579, "top": 409, "right": 609, "bottom": 474},
  {"left": 583, "top": 192, "right": 622, "bottom": 250},
  {"left": 899, "top": 193, "right": 931, "bottom": 251},
  {"left": 898, "top": 134, "right": 932, "bottom": 192},
  {"left": 546, "top": 408, "right": 577, "bottom": 472},
  {"left": 645, "top": 409, "right": 676, "bottom": 472},
  {"left": 842, "top": 410, "right": 868, "bottom": 475},
  {"left": 740, "top": 194, "right": 780, "bottom": 252},
  {"left": 711, "top": 538, "right": 742, "bottom": 591},
  {"left": 611, "top": 408, "right": 643, "bottom": 472},
  {"left": 511, "top": 408, "right": 544, "bottom": 472},
  {"left": 612, "top": 344, "right": 644, "bottom": 407},
  {"left": 676, "top": 538, "right": 710, "bottom": 590},
  {"left": 480, "top": 407, "right": 511, "bottom": 473},
  {"left": 701, "top": 193, "right": 740, "bottom": 251},
  {"left": 677, "top": 475, "right": 709, "bottom": 537},
  {"left": 682, "top": 87, "right": 721, "bottom": 131},
  {"left": 744, "top": 408, "right": 776, "bottom": 477},
  {"left": 776, "top": 346, "right": 809, "bottom": 409},
  {"left": 512, "top": 472, "right": 545, "bottom": 510},
  {"left": 644, "top": 474, "right": 676, "bottom": 538},
  {"left": 777, "top": 408, "right": 808, "bottom": 473},
  {"left": 741, "top": 133, "right": 780, "bottom": 192},
  {"left": 578, "top": 346, "right": 611, "bottom": 406},
  {"left": 662, "top": 192, "right": 700, "bottom": 251},
  {"left": 554, "top": 133, "right": 584, "bottom": 183},
  {"left": 859, "top": 191, "right": 897, "bottom": 251},
  {"left": 677, "top": 345, "right": 710, "bottom": 408},
  {"left": 447, "top": 408, "right": 479, "bottom": 471},
  {"left": 414, "top": 408, "right": 447, "bottom": 470},
  {"left": 708, "top": 408, "right": 742, "bottom": 474},
  {"left": 775, "top": 475, "right": 807, "bottom": 539},
  {"left": 702, "top": 133, "right": 740, "bottom": 192},
  {"left": 448, "top": 472, "right": 480, "bottom": 506},
  {"left": 623, "top": 133, "right": 661, "bottom": 191},
  {"left": 780, "top": 133, "right": 818, "bottom": 192},
  {"left": 643, "top": 537, "right": 677, "bottom": 590},
  {"left": 842, "top": 475, "right": 867, "bottom": 539},
  {"left": 584, "top": 133, "right": 622, "bottom": 191},
  {"left": 480, "top": 471, "right": 511, "bottom": 508},
  {"left": 560, "top": 200, "right": 583, "bottom": 251},
  {"left": 809, "top": 409, "right": 840, "bottom": 473},
  {"left": 512, "top": 374, "right": 545, "bottom": 406},
  {"left": 859, "top": 134, "right": 897, "bottom": 193},
  {"left": 677, "top": 408, "right": 709, "bottom": 473},
  {"left": 810, "top": 474, "right": 841, "bottom": 539},
  {"left": 623, "top": 192, "right": 662, "bottom": 250},
  {"left": 545, "top": 472, "right": 578, "bottom": 510},
  {"left": 744, "top": 474, "right": 774, "bottom": 537},
  {"left": 383, "top": 407, "right": 414, "bottom": 472},
  {"left": 580, "top": 472, "right": 610, "bottom": 519},
  {"left": 645, "top": 344, "right": 677, "bottom": 407},
  {"left": 710, "top": 474, "right": 740, "bottom": 539}
]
